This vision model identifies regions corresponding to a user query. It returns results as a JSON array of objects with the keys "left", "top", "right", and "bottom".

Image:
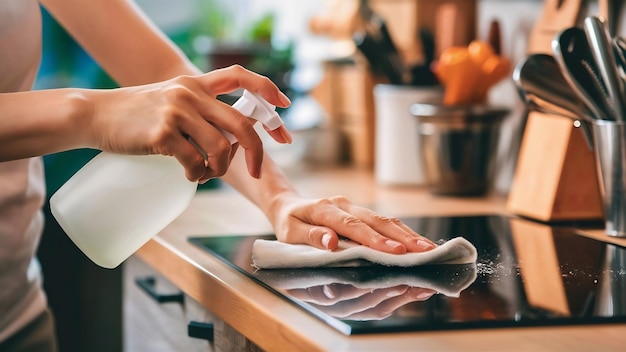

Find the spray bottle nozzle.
[{"left": 222, "top": 90, "right": 284, "bottom": 144}]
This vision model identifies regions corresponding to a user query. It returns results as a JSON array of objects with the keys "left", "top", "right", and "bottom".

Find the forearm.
[
  {"left": 39, "top": 0, "right": 296, "bottom": 205},
  {"left": 0, "top": 89, "right": 94, "bottom": 160}
]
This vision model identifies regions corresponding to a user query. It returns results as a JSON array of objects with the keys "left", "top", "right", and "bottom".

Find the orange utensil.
[
  {"left": 436, "top": 48, "right": 480, "bottom": 105},
  {"left": 472, "top": 55, "right": 511, "bottom": 104},
  {"left": 468, "top": 40, "right": 495, "bottom": 67}
]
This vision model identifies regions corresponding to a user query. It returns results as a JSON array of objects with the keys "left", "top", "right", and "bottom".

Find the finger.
[
  {"left": 169, "top": 133, "right": 207, "bottom": 182},
  {"left": 198, "top": 142, "right": 237, "bottom": 184},
  {"left": 281, "top": 221, "right": 339, "bottom": 250},
  {"left": 264, "top": 124, "right": 293, "bottom": 144},
  {"left": 350, "top": 288, "right": 436, "bottom": 320},
  {"left": 407, "top": 287, "right": 437, "bottom": 301},
  {"left": 312, "top": 286, "right": 408, "bottom": 319},
  {"left": 193, "top": 95, "right": 266, "bottom": 178},
  {"left": 346, "top": 287, "right": 433, "bottom": 321},
  {"left": 329, "top": 196, "right": 437, "bottom": 252},
  {"left": 305, "top": 199, "right": 407, "bottom": 254},
  {"left": 199, "top": 65, "right": 291, "bottom": 108},
  {"left": 174, "top": 102, "right": 236, "bottom": 179},
  {"left": 287, "top": 284, "right": 372, "bottom": 306},
  {"left": 189, "top": 76, "right": 291, "bottom": 149},
  {"left": 229, "top": 142, "right": 239, "bottom": 161},
  {"left": 185, "top": 132, "right": 232, "bottom": 180},
  {"left": 243, "top": 147, "right": 263, "bottom": 179}
]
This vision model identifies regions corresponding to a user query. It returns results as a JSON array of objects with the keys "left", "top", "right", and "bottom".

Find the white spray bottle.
[{"left": 50, "top": 90, "right": 284, "bottom": 269}]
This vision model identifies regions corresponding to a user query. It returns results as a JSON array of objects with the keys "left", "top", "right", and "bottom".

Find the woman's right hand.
[{"left": 84, "top": 65, "right": 291, "bottom": 183}]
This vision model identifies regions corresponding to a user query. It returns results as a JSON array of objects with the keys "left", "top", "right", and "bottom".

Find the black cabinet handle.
[
  {"left": 187, "top": 321, "right": 214, "bottom": 342},
  {"left": 135, "top": 276, "right": 184, "bottom": 304}
]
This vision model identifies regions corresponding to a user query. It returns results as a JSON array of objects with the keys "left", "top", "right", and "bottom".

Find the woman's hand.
[
  {"left": 270, "top": 194, "right": 437, "bottom": 254},
  {"left": 86, "top": 65, "right": 291, "bottom": 183}
]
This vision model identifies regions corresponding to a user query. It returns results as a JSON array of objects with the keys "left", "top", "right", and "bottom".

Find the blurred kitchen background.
[
  {"left": 35, "top": 1, "right": 625, "bottom": 351},
  {"left": 39, "top": 0, "right": 622, "bottom": 196}
]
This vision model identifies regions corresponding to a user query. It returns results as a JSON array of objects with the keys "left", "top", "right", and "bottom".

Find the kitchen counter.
[{"left": 135, "top": 166, "right": 626, "bottom": 351}]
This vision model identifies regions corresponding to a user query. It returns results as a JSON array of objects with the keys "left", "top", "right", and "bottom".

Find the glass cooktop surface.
[{"left": 189, "top": 215, "right": 626, "bottom": 335}]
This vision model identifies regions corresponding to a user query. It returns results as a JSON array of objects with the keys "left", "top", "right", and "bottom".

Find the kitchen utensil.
[
  {"left": 513, "top": 53, "right": 595, "bottom": 150},
  {"left": 354, "top": 3, "right": 405, "bottom": 85},
  {"left": 487, "top": 19, "right": 502, "bottom": 55},
  {"left": 591, "top": 120, "right": 626, "bottom": 237},
  {"left": 466, "top": 41, "right": 509, "bottom": 102},
  {"left": 353, "top": 31, "right": 404, "bottom": 85},
  {"left": 584, "top": 16, "right": 626, "bottom": 122},
  {"left": 598, "top": 0, "right": 625, "bottom": 36},
  {"left": 434, "top": 48, "right": 480, "bottom": 105},
  {"left": 410, "top": 103, "right": 509, "bottom": 196},
  {"left": 513, "top": 53, "right": 595, "bottom": 122},
  {"left": 434, "top": 41, "right": 510, "bottom": 106},
  {"left": 594, "top": 246, "right": 626, "bottom": 315},
  {"left": 409, "top": 28, "right": 438, "bottom": 86},
  {"left": 508, "top": 0, "right": 604, "bottom": 223},
  {"left": 420, "top": 27, "right": 436, "bottom": 65},
  {"left": 612, "top": 36, "right": 626, "bottom": 79},
  {"left": 552, "top": 27, "right": 614, "bottom": 120}
]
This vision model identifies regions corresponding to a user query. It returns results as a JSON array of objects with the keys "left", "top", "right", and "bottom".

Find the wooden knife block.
[{"left": 507, "top": 111, "right": 604, "bottom": 221}]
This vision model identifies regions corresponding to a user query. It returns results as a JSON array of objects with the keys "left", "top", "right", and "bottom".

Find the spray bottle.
[{"left": 50, "top": 90, "right": 284, "bottom": 268}]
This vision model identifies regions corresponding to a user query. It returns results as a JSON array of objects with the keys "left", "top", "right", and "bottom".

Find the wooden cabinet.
[
  {"left": 124, "top": 255, "right": 265, "bottom": 352},
  {"left": 123, "top": 256, "right": 213, "bottom": 351}
]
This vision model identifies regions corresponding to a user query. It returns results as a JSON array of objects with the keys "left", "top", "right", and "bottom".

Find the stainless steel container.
[
  {"left": 591, "top": 120, "right": 626, "bottom": 237},
  {"left": 409, "top": 104, "right": 509, "bottom": 196}
]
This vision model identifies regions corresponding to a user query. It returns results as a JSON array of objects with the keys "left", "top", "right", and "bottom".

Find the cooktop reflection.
[{"left": 189, "top": 215, "right": 626, "bottom": 335}]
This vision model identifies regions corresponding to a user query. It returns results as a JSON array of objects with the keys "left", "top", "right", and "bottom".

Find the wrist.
[
  {"left": 62, "top": 89, "right": 97, "bottom": 149},
  {"left": 264, "top": 188, "right": 301, "bottom": 226}
]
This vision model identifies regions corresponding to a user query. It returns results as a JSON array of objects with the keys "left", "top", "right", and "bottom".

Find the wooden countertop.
[{"left": 136, "top": 166, "right": 626, "bottom": 351}]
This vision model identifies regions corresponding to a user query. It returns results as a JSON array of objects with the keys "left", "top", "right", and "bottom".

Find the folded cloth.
[{"left": 251, "top": 237, "right": 477, "bottom": 269}]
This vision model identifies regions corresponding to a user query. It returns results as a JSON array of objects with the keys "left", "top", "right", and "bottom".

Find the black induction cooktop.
[{"left": 189, "top": 215, "right": 626, "bottom": 335}]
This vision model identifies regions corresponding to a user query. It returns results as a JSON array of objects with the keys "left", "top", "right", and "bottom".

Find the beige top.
[{"left": 0, "top": 0, "right": 47, "bottom": 342}]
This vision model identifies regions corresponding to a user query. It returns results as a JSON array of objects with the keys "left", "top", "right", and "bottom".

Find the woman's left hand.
[{"left": 270, "top": 194, "right": 437, "bottom": 254}]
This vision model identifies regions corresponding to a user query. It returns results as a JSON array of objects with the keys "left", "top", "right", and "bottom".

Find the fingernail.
[
  {"left": 416, "top": 239, "right": 436, "bottom": 250},
  {"left": 280, "top": 127, "right": 293, "bottom": 144},
  {"left": 385, "top": 239, "right": 404, "bottom": 251},
  {"left": 322, "top": 285, "right": 335, "bottom": 299},
  {"left": 416, "top": 290, "right": 436, "bottom": 300},
  {"left": 322, "top": 233, "right": 332, "bottom": 249},
  {"left": 386, "top": 287, "right": 407, "bottom": 297},
  {"left": 279, "top": 93, "right": 291, "bottom": 106}
]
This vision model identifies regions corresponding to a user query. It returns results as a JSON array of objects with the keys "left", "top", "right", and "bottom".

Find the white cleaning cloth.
[{"left": 251, "top": 237, "right": 477, "bottom": 269}]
